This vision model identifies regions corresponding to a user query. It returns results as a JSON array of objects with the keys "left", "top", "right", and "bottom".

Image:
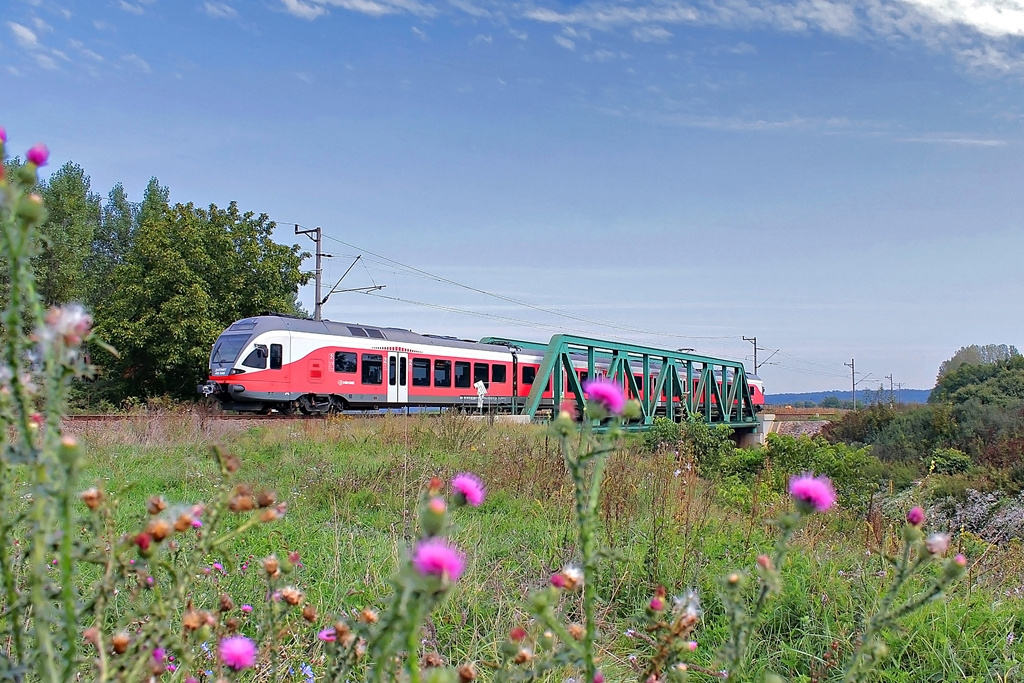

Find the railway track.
[{"left": 64, "top": 413, "right": 318, "bottom": 422}]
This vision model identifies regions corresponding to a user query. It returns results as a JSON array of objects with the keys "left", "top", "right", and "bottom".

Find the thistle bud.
[
  {"left": 263, "top": 555, "right": 280, "bottom": 576},
  {"left": 280, "top": 586, "right": 303, "bottom": 606},
  {"left": 302, "top": 604, "right": 317, "bottom": 622},
  {"left": 111, "top": 632, "right": 130, "bottom": 654},
  {"left": 457, "top": 664, "right": 477, "bottom": 683},
  {"left": 147, "top": 519, "right": 171, "bottom": 542},
  {"left": 421, "top": 496, "right": 447, "bottom": 536},
  {"left": 219, "top": 593, "right": 235, "bottom": 612},
  {"left": 80, "top": 487, "right": 103, "bottom": 510},
  {"left": 358, "top": 608, "right": 379, "bottom": 624},
  {"left": 257, "top": 490, "right": 277, "bottom": 508},
  {"left": 147, "top": 496, "right": 167, "bottom": 515}
]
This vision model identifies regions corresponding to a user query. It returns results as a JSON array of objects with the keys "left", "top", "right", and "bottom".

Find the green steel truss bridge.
[{"left": 479, "top": 334, "right": 759, "bottom": 431}]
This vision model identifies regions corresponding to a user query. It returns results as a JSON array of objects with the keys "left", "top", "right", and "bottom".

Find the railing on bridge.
[{"left": 479, "top": 334, "right": 758, "bottom": 430}]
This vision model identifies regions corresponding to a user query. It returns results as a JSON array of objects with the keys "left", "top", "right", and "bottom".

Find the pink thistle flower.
[
  {"left": 687, "top": 641, "right": 698, "bottom": 652},
  {"left": 186, "top": 678, "right": 198, "bottom": 683},
  {"left": 241, "top": 604, "right": 253, "bottom": 613},
  {"left": 582, "top": 377, "right": 626, "bottom": 415},
  {"left": 650, "top": 596, "right": 665, "bottom": 611},
  {"left": 788, "top": 473, "right": 837, "bottom": 513},
  {"left": 907, "top": 506, "right": 925, "bottom": 526},
  {"left": 451, "top": 473, "right": 485, "bottom": 507},
  {"left": 218, "top": 635, "right": 257, "bottom": 671},
  {"left": 0, "top": 127, "right": 6, "bottom": 143},
  {"left": 925, "top": 533, "right": 950, "bottom": 556},
  {"left": 593, "top": 671, "right": 604, "bottom": 683},
  {"left": 26, "top": 143, "right": 49, "bottom": 167},
  {"left": 412, "top": 539, "right": 465, "bottom": 581},
  {"left": 550, "top": 572, "right": 567, "bottom": 588},
  {"left": 954, "top": 553, "right": 967, "bottom": 567},
  {"left": 318, "top": 628, "right": 337, "bottom": 642}
]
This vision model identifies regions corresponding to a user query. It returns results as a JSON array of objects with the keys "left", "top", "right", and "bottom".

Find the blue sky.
[{"left": 3, "top": 0, "right": 1023, "bottom": 393}]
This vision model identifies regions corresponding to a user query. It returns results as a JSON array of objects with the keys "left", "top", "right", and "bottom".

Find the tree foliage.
[
  {"left": 936, "top": 343, "right": 1020, "bottom": 380},
  {"left": 14, "top": 161, "right": 310, "bottom": 406},
  {"left": 93, "top": 198, "right": 309, "bottom": 400}
]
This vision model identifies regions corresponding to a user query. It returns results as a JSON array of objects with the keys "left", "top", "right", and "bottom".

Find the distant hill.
[{"left": 766, "top": 389, "right": 932, "bottom": 406}]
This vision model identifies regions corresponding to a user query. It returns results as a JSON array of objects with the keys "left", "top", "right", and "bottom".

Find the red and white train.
[{"left": 198, "top": 315, "right": 765, "bottom": 415}]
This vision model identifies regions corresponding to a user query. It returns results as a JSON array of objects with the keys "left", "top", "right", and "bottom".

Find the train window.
[
  {"left": 492, "top": 364, "right": 507, "bottom": 383},
  {"left": 361, "top": 354, "right": 383, "bottom": 385},
  {"left": 522, "top": 366, "right": 536, "bottom": 385},
  {"left": 270, "top": 344, "right": 282, "bottom": 370},
  {"left": 210, "top": 334, "right": 249, "bottom": 364},
  {"left": 389, "top": 357, "right": 397, "bottom": 386},
  {"left": 400, "top": 357, "right": 407, "bottom": 385},
  {"left": 434, "top": 360, "right": 452, "bottom": 387},
  {"left": 334, "top": 352, "right": 357, "bottom": 373},
  {"left": 412, "top": 358, "right": 431, "bottom": 386},
  {"left": 241, "top": 346, "right": 267, "bottom": 369},
  {"left": 348, "top": 326, "right": 369, "bottom": 337},
  {"left": 473, "top": 363, "right": 489, "bottom": 385},
  {"left": 579, "top": 371, "right": 589, "bottom": 384},
  {"left": 455, "top": 362, "right": 471, "bottom": 388},
  {"left": 366, "top": 329, "right": 386, "bottom": 340}
]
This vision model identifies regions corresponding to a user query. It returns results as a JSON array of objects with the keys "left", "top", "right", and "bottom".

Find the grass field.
[{"left": 64, "top": 412, "right": 1024, "bottom": 682}]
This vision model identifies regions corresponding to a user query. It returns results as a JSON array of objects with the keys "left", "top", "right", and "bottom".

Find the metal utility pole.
[
  {"left": 885, "top": 374, "right": 894, "bottom": 404},
  {"left": 845, "top": 358, "right": 856, "bottom": 409},
  {"left": 743, "top": 336, "right": 757, "bottom": 375},
  {"left": 294, "top": 225, "right": 331, "bottom": 321}
]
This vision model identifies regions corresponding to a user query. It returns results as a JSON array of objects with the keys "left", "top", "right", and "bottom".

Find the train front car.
[{"left": 198, "top": 317, "right": 294, "bottom": 414}]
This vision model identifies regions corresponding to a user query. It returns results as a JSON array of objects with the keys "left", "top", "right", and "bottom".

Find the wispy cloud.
[
  {"left": 280, "top": 0, "right": 328, "bottom": 19},
  {"left": 553, "top": 33, "right": 576, "bottom": 49},
  {"left": 69, "top": 38, "right": 104, "bottom": 61},
  {"left": 412, "top": 25, "right": 428, "bottom": 39},
  {"left": 35, "top": 53, "right": 57, "bottom": 69},
  {"left": 279, "top": 0, "right": 437, "bottom": 18},
  {"left": 7, "top": 21, "right": 39, "bottom": 48},
  {"left": 118, "top": 1, "right": 145, "bottom": 15},
  {"left": 121, "top": 53, "right": 151, "bottom": 72},
  {"left": 631, "top": 24, "right": 672, "bottom": 41},
  {"left": 902, "top": 133, "right": 1010, "bottom": 145},
  {"left": 204, "top": 2, "right": 239, "bottom": 19}
]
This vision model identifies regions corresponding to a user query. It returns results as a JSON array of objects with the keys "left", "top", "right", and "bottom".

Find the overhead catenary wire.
[{"left": 288, "top": 223, "right": 860, "bottom": 380}]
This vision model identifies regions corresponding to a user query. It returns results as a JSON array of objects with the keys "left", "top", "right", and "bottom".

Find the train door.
[{"left": 387, "top": 352, "right": 409, "bottom": 403}]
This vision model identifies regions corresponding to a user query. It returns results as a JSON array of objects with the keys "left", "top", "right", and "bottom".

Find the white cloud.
[
  {"left": 119, "top": 1, "right": 145, "bottom": 15},
  {"left": 121, "top": 52, "right": 151, "bottom": 72},
  {"left": 282, "top": 0, "right": 437, "bottom": 17},
  {"left": 583, "top": 47, "right": 618, "bottom": 60},
  {"left": 69, "top": 39, "right": 104, "bottom": 61},
  {"left": 280, "top": 0, "right": 328, "bottom": 18},
  {"left": 631, "top": 24, "right": 672, "bottom": 41},
  {"left": 472, "top": 32, "right": 493, "bottom": 42},
  {"left": 901, "top": 0, "right": 1024, "bottom": 37},
  {"left": 554, "top": 34, "right": 576, "bottom": 49},
  {"left": 31, "top": 17, "right": 52, "bottom": 33},
  {"left": 412, "top": 25, "right": 428, "bottom": 39},
  {"left": 509, "top": 27, "right": 529, "bottom": 39},
  {"left": 35, "top": 53, "right": 57, "bottom": 69},
  {"left": 8, "top": 22, "right": 39, "bottom": 48},
  {"left": 93, "top": 20, "right": 114, "bottom": 30},
  {"left": 902, "top": 132, "right": 1009, "bottom": 144},
  {"left": 204, "top": 2, "right": 239, "bottom": 19}
]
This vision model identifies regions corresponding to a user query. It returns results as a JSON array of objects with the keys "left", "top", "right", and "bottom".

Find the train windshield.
[{"left": 210, "top": 334, "right": 250, "bottom": 366}]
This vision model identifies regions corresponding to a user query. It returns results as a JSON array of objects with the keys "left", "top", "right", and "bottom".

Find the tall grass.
[{"left": 60, "top": 410, "right": 1023, "bottom": 681}]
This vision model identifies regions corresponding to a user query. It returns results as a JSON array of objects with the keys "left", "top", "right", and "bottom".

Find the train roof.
[{"left": 225, "top": 315, "right": 515, "bottom": 353}]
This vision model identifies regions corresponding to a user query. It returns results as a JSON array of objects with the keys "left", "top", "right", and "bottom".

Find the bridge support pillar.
[{"left": 738, "top": 413, "right": 775, "bottom": 448}]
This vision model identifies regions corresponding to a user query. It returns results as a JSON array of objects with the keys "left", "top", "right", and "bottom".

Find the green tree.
[
  {"left": 35, "top": 162, "right": 101, "bottom": 305},
  {"left": 937, "top": 344, "right": 1020, "bottom": 380},
  {"left": 93, "top": 199, "right": 309, "bottom": 401},
  {"left": 85, "top": 182, "right": 137, "bottom": 305}
]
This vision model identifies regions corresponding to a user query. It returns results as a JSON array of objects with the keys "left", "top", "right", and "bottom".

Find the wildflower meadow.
[{"left": 1, "top": 128, "right": 1021, "bottom": 683}]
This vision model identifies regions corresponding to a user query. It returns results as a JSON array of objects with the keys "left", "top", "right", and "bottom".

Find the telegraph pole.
[
  {"left": 294, "top": 225, "right": 331, "bottom": 321},
  {"left": 743, "top": 336, "right": 757, "bottom": 375},
  {"left": 885, "top": 373, "right": 894, "bottom": 405},
  {"left": 845, "top": 358, "right": 856, "bottom": 409}
]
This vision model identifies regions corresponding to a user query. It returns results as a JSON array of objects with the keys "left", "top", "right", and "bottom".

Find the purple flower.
[
  {"left": 412, "top": 539, "right": 465, "bottom": 582},
  {"left": 26, "top": 143, "right": 48, "bottom": 167},
  {"left": 241, "top": 604, "right": 253, "bottom": 613},
  {"left": 219, "top": 635, "right": 257, "bottom": 671},
  {"left": 582, "top": 377, "right": 626, "bottom": 415},
  {"left": 788, "top": 473, "right": 837, "bottom": 513},
  {"left": 318, "top": 628, "right": 337, "bottom": 642},
  {"left": 907, "top": 506, "right": 925, "bottom": 526},
  {"left": 0, "top": 127, "right": 7, "bottom": 144},
  {"left": 452, "top": 473, "right": 485, "bottom": 507}
]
